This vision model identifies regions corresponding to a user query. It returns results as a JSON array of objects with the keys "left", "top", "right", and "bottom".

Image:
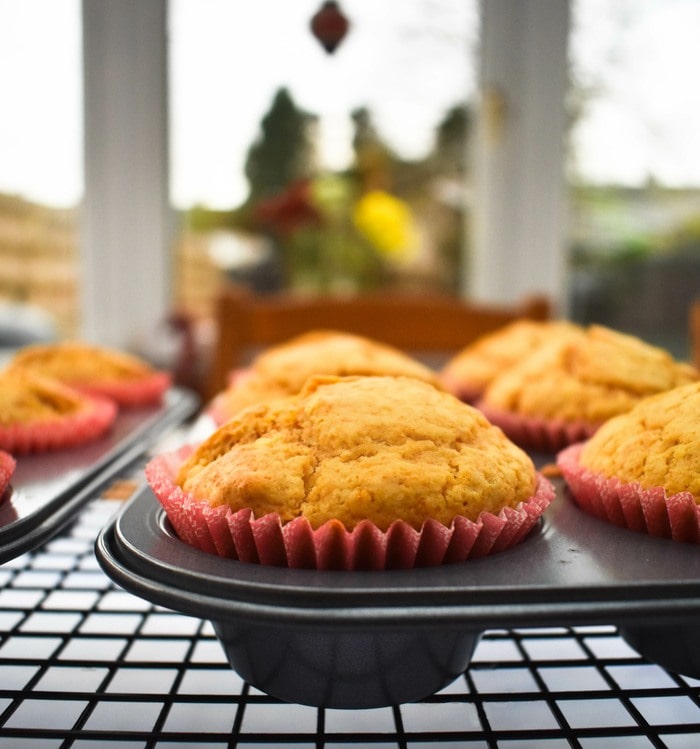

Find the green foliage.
[
  {"left": 433, "top": 103, "right": 471, "bottom": 172},
  {"left": 244, "top": 88, "right": 316, "bottom": 204},
  {"left": 191, "top": 92, "right": 473, "bottom": 294},
  {"left": 661, "top": 213, "right": 700, "bottom": 254},
  {"left": 570, "top": 184, "right": 700, "bottom": 270},
  {"left": 185, "top": 203, "right": 253, "bottom": 233}
]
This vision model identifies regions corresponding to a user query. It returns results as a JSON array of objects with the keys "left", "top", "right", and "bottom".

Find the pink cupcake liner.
[
  {"left": 476, "top": 402, "right": 599, "bottom": 452},
  {"left": 0, "top": 450, "right": 16, "bottom": 499},
  {"left": 145, "top": 446, "right": 556, "bottom": 571},
  {"left": 72, "top": 371, "right": 171, "bottom": 408},
  {"left": 557, "top": 443, "right": 700, "bottom": 544},
  {"left": 207, "top": 368, "right": 253, "bottom": 425},
  {"left": 438, "top": 374, "right": 482, "bottom": 404},
  {"left": 206, "top": 396, "right": 230, "bottom": 427},
  {"left": 0, "top": 396, "right": 117, "bottom": 454}
]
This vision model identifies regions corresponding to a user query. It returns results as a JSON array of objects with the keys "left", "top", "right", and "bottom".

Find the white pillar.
[
  {"left": 80, "top": 0, "right": 173, "bottom": 350},
  {"left": 467, "top": 0, "right": 570, "bottom": 313}
]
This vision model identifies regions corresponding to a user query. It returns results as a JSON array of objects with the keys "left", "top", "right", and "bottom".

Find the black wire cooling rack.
[{"left": 1, "top": 457, "right": 699, "bottom": 748}]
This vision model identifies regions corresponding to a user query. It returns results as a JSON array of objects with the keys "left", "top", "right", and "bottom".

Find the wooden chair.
[
  {"left": 205, "top": 284, "right": 551, "bottom": 399},
  {"left": 690, "top": 298, "right": 700, "bottom": 372}
]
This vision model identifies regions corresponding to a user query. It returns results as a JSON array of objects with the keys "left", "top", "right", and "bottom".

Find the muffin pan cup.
[{"left": 96, "top": 476, "right": 700, "bottom": 709}]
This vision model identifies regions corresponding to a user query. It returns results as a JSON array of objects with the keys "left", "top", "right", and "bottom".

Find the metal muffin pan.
[
  {"left": 96, "top": 475, "right": 700, "bottom": 709},
  {"left": 0, "top": 387, "right": 199, "bottom": 563}
]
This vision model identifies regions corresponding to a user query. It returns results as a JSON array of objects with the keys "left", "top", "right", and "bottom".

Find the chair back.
[
  {"left": 690, "top": 298, "right": 700, "bottom": 372},
  {"left": 206, "top": 285, "right": 551, "bottom": 398}
]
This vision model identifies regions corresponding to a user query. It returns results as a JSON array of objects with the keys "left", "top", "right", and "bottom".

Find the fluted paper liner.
[
  {"left": 438, "top": 374, "right": 482, "bottom": 404},
  {"left": 207, "top": 368, "right": 251, "bottom": 425},
  {"left": 146, "top": 445, "right": 555, "bottom": 570},
  {"left": 477, "top": 402, "right": 599, "bottom": 452},
  {"left": 557, "top": 443, "right": 700, "bottom": 544},
  {"left": 0, "top": 396, "right": 117, "bottom": 455},
  {"left": 73, "top": 371, "right": 171, "bottom": 408},
  {"left": 0, "top": 450, "right": 15, "bottom": 499}
]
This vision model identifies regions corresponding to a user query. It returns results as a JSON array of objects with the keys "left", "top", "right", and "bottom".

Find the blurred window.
[
  {"left": 167, "top": 0, "right": 479, "bottom": 317},
  {"left": 3, "top": 0, "right": 699, "bottom": 361},
  {"left": 568, "top": 0, "right": 700, "bottom": 358},
  {"left": 0, "top": 0, "right": 82, "bottom": 342}
]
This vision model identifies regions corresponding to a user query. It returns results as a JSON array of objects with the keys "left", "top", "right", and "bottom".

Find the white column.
[
  {"left": 466, "top": 0, "right": 570, "bottom": 313},
  {"left": 80, "top": 0, "right": 173, "bottom": 350}
]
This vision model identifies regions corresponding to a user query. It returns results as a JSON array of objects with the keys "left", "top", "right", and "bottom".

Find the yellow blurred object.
[{"left": 353, "top": 190, "right": 418, "bottom": 263}]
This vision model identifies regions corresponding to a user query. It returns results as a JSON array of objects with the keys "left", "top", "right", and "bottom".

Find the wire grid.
[{"left": 0, "top": 464, "right": 699, "bottom": 748}]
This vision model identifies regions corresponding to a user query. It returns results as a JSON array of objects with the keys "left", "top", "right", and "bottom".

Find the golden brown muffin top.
[
  {"left": 7, "top": 341, "right": 154, "bottom": 384},
  {"left": 481, "top": 325, "right": 698, "bottom": 425},
  {"left": 0, "top": 370, "right": 90, "bottom": 425},
  {"left": 580, "top": 381, "right": 700, "bottom": 501},
  {"left": 215, "top": 330, "right": 442, "bottom": 419},
  {"left": 441, "top": 320, "right": 581, "bottom": 396},
  {"left": 179, "top": 375, "right": 537, "bottom": 531}
]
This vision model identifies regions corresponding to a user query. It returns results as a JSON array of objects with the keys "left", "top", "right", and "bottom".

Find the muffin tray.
[
  {"left": 96, "top": 472, "right": 700, "bottom": 709},
  {"left": 0, "top": 387, "right": 199, "bottom": 563}
]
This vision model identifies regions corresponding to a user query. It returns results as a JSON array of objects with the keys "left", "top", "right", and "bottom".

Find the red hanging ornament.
[{"left": 310, "top": 1, "right": 350, "bottom": 54}]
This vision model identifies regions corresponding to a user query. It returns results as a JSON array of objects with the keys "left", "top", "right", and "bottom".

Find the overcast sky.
[{"left": 1, "top": 0, "right": 700, "bottom": 209}]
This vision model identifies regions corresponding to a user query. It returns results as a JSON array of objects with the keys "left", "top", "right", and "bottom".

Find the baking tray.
[
  {"left": 96, "top": 475, "right": 700, "bottom": 709},
  {"left": 0, "top": 387, "right": 199, "bottom": 563}
]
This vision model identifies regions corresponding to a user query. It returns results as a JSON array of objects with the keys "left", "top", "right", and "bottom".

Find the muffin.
[
  {"left": 209, "top": 330, "right": 443, "bottom": 424},
  {"left": 477, "top": 325, "right": 698, "bottom": 451},
  {"left": 0, "top": 371, "right": 117, "bottom": 454},
  {"left": 147, "top": 374, "right": 555, "bottom": 570},
  {"left": 7, "top": 341, "right": 171, "bottom": 407},
  {"left": 441, "top": 319, "right": 580, "bottom": 402},
  {"left": 0, "top": 450, "right": 15, "bottom": 499},
  {"left": 558, "top": 381, "right": 700, "bottom": 543}
]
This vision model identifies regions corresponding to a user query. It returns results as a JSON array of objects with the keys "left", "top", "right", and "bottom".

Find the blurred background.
[{"left": 1, "top": 0, "right": 699, "bottom": 372}]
